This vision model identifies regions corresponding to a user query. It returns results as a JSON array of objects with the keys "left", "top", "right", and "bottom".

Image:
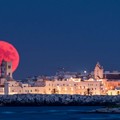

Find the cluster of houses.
[{"left": 0, "top": 60, "right": 120, "bottom": 95}]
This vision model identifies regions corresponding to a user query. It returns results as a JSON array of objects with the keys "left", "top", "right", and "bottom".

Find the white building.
[{"left": 0, "top": 61, "right": 105, "bottom": 95}]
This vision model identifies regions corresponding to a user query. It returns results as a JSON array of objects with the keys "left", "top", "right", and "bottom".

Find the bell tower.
[
  {"left": 0, "top": 60, "right": 13, "bottom": 78},
  {"left": 94, "top": 62, "right": 104, "bottom": 80}
]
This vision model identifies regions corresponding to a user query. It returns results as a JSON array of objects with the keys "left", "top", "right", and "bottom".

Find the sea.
[{"left": 0, "top": 106, "right": 119, "bottom": 120}]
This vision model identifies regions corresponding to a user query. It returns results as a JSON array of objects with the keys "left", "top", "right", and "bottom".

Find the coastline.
[{"left": 86, "top": 107, "right": 120, "bottom": 114}]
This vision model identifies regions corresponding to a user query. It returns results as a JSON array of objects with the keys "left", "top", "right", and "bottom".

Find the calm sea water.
[{"left": 0, "top": 106, "right": 119, "bottom": 120}]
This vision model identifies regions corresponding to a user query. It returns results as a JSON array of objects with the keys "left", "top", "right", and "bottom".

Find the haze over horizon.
[{"left": 0, "top": 0, "right": 120, "bottom": 79}]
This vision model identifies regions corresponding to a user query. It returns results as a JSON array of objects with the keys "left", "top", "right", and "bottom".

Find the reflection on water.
[{"left": 0, "top": 106, "right": 119, "bottom": 120}]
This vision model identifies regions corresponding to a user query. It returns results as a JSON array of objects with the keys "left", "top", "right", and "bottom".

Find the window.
[
  {"left": 35, "top": 89, "right": 38, "bottom": 92},
  {"left": 8, "top": 73, "right": 11, "bottom": 76},
  {"left": 8, "top": 65, "right": 11, "bottom": 69}
]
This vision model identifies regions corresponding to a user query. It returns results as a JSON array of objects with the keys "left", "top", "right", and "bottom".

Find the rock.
[{"left": 0, "top": 95, "right": 119, "bottom": 106}]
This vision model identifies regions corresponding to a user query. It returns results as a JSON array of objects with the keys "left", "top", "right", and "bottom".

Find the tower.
[
  {"left": 94, "top": 62, "right": 103, "bottom": 80},
  {"left": 0, "top": 60, "right": 13, "bottom": 78}
]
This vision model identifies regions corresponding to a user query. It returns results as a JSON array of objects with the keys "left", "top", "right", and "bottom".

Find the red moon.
[{"left": 0, "top": 41, "right": 19, "bottom": 72}]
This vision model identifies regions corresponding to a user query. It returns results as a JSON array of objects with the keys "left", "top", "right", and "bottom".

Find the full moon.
[{"left": 0, "top": 41, "right": 19, "bottom": 72}]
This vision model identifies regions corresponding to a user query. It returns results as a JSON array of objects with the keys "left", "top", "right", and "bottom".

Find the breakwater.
[{"left": 0, "top": 94, "right": 119, "bottom": 106}]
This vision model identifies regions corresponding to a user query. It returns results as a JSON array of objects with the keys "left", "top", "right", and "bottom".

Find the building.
[
  {"left": 0, "top": 60, "right": 120, "bottom": 95},
  {"left": 0, "top": 61, "right": 108, "bottom": 95},
  {"left": 94, "top": 62, "right": 104, "bottom": 80},
  {"left": 107, "top": 88, "right": 120, "bottom": 95},
  {"left": 0, "top": 60, "right": 12, "bottom": 78}
]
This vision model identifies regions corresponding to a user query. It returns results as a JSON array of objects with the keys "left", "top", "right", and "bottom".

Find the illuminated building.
[{"left": 0, "top": 61, "right": 120, "bottom": 95}]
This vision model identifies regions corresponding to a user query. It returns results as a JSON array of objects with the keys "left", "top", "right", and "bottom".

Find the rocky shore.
[
  {"left": 89, "top": 107, "right": 120, "bottom": 113},
  {"left": 0, "top": 94, "right": 119, "bottom": 106}
]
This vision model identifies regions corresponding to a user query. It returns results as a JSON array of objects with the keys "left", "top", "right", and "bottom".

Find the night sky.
[{"left": 0, "top": 0, "right": 120, "bottom": 79}]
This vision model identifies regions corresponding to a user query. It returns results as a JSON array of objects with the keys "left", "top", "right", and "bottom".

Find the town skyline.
[{"left": 0, "top": 58, "right": 120, "bottom": 96}]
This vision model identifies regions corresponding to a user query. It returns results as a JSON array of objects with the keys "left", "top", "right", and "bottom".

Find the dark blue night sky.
[{"left": 0, "top": 0, "right": 120, "bottom": 79}]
